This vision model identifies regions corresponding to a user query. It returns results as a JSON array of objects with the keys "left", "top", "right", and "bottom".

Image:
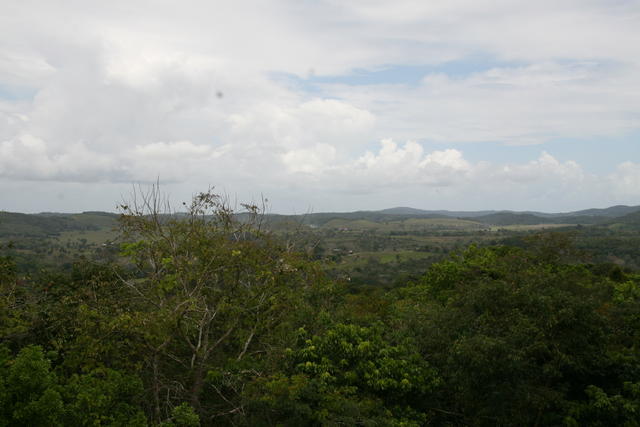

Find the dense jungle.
[{"left": 1, "top": 190, "right": 639, "bottom": 426}]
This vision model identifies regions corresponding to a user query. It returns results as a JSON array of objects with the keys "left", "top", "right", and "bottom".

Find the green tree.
[
  {"left": 246, "top": 323, "right": 439, "bottom": 426},
  {"left": 566, "top": 382, "right": 640, "bottom": 426},
  {"left": 115, "top": 188, "right": 335, "bottom": 423},
  {"left": 392, "top": 243, "right": 638, "bottom": 425},
  {"left": 62, "top": 367, "right": 147, "bottom": 426},
  {"left": 0, "top": 345, "right": 64, "bottom": 426}
]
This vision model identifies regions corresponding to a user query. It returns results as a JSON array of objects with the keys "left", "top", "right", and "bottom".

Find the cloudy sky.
[{"left": 1, "top": 0, "right": 639, "bottom": 213}]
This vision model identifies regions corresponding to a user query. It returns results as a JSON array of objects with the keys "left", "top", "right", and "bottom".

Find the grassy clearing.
[
  {"left": 320, "top": 217, "right": 486, "bottom": 233},
  {"left": 401, "top": 217, "right": 485, "bottom": 230},
  {"left": 56, "top": 229, "right": 119, "bottom": 245}
]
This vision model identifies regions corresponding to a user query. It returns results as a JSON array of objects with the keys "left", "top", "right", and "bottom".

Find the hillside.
[
  {"left": 2, "top": 203, "right": 638, "bottom": 237},
  {"left": 469, "top": 212, "right": 607, "bottom": 226},
  {"left": 604, "top": 210, "right": 640, "bottom": 229},
  {"left": 567, "top": 205, "right": 640, "bottom": 218},
  {"left": 0, "top": 211, "right": 117, "bottom": 237},
  {"left": 470, "top": 212, "right": 554, "bottom": 226}
]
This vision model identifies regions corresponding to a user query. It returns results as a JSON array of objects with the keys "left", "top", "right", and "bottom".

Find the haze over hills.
[
  {"left": 2, "top": 204, "right": 639, "bottom": 237},
  {"left": 0, "top": 211, "right": 119, "bottom": 238},
  {"left": 268, "top": 204, "right": 640, "bottom": 227},
  {"left": 610, "top": 210, "right": 640, "bottom": 227},
  {"left": 377, "top": 205, "right": 640, "bottom": 219},
  {"left": 377, "top": 207, "right": 496, "bottom": 218}
]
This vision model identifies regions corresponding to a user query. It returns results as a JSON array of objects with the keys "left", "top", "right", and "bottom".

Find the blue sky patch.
[
  {"left": 272, "top": 56, "right": 524, "bottom": 92},
  {"left": 0, "top": 84, "right": 37, "bottom": 101}
]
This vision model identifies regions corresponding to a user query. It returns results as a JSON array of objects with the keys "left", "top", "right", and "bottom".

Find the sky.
[{"left": 1, "top": 0, "right": 639, "bottom": 214}]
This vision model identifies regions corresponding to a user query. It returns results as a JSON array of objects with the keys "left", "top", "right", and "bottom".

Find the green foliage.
[
  {"left": 159, "top": 403, "right": 200, "bottom": 427},
  {"left": 0, "top": 253, "right": 30, "bottom": 345},
  {"left": 0, "top": 345, "right": 147, "bottom": 427},
  {"left": 62, "top": 368, "right": 147, "bottom": 426},
  {"left": 393, "top": 242, "right": 640, "bottom": 425},
  {"left": 111, "top": 188, "right": 339, "bottom": 423},
  {"left": 0, "top": 253, "right": 16, "bottom": 285},
  {"left": 0, "top": 345, "right": 64, "bottom": 426},
  {"left": 3, "top": 192, "right": 640, "bottom": 425},
  {"left": 247, "top": 323, "right": 438, "bottom": 426},
  {"left": 566, "top": 382, "right": 640, "bottom": 426}
]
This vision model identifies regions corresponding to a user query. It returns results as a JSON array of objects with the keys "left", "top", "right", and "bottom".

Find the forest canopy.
[{"left": 1, "top": 190, "right": 639, "bottom": 426}]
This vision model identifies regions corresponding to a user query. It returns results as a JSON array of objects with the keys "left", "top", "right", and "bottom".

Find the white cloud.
[
  {"left": 132, "top": 140, "right": 224, "bottom": 160},
  {"left": 227, "top": 98, "right": 375, "bottom": 151},
  {"left": 288, "top": 141, "right": 580, "bottom": 193},
  {"left": 0, "top": 0, "right": 639, "bottom": 212},
  {"left": 345, "top": 140, "right": 471, "bottom": 188},
  {"left": 497, "top": 151, "right": 584, "bottom": 184},
  {"left": 269, "top": 141, "right": 624, "bottom": 213},
  {"left": 324, "top": 61, "right": 640, "bottom": 145},
  {"left": 0, "top": 49, "right": 55, "bottom": 87},
  {"left": 127, "top": 141, "right": 231, "bottom": 182},
  {"left": 0, "top": 134, "right": 119, "bottom": 181},
  {"left": 609, "top": 162, "right": 640, "bottom": 200},
  {"left": 282, "top": 144, "right": 336, "bottom": 174}
]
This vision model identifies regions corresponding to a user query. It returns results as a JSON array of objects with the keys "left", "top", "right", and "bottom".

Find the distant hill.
[
  {"left": 604, "top": 210, "right": 640, "bottom": 229},
  {"left": 377, "top": 207, "right": 433, "bottom": 215},
  {"left": 469, "top": 212, "right": 608, "bottom": 226},
  {"left": 0, "top": 211, "right": 118, "bottom": 238},
  {"left": 377, "top": 205, "right": 640, "bottom": 220},
  {"left": 1, "top": 204, "right": 637, "bottom": 237},
  {"left": 554, "top": 205, "right": 640, "bottom": 218},
  {"left": 470, "top": 212, "right": 555, "bottom": 226},
  {"left": 549, "top": 215, "right": 605, "bottom": 225},
  {"left": 266, "top": 210, "right": 450, "bottom": 227},
  {"left": 378, "top": 207, "right": 499, "bottom": 218},
  {"left": 509, "top": 205, "right": 640, "bottom": 219}
]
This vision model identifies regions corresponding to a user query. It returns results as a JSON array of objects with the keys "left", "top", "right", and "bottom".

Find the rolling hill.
[{"left": 1, "top": 204, "right": 638, "bottom": 237}]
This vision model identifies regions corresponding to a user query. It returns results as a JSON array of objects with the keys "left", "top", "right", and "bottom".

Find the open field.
[{"left": 321, "top": 217, "right": 485, "bottom": 232}]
